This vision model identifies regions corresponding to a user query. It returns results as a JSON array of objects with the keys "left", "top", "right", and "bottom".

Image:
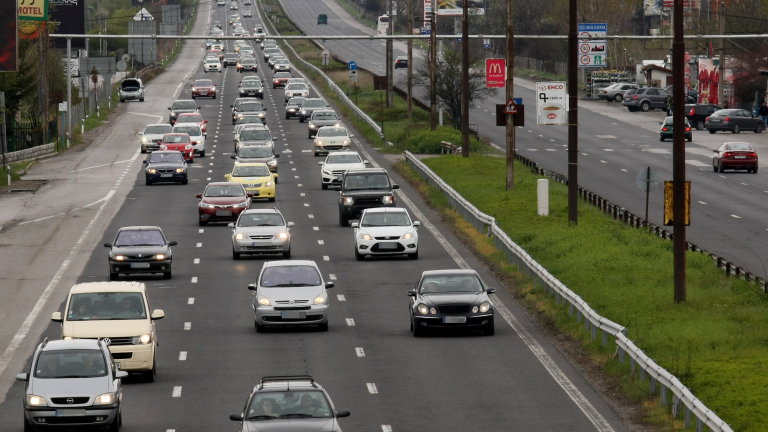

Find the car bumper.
[
  {"left": 199, "top": 206, "right": 248, "bottom": 222},
  {"left": 204, "top": 66, "right": 221, "bottom": 72},
  {"left": 244, "top": 184, "right": 275, "bottom": 198},
  {"left": 720, "top": 160, "right": 758, "bottom": 169},
  {"left": 146, "top": 172, "right": 187, "bottom": 183},
  {"left": 233, "top": 237, "right": 290, "bottom": 253},
  {"left": 357, "top": 238, "right": 417, "bottom": 255},
  {"left": 315, "top": 142, "right": 350, "bottom": 154},
  {"left": 705, "top": 123, "right": 732, "bottom": 131},
  {"left": 255, "top": 304, "right": 328, "bottom": 326},
  {"left": 660, "top": 132, "right": 691, "bottom": 140},
  {"left": 141, "top": 142, "right": 162, "bottom": 152},
  {"left": 414, "top": 313, "right": 494, "bottom": 329},
  {"left": 120, "top": 92, "right": 142, "bottom": 100},
  {"left": 321, "top": 173, "right": 343, "bottom": 185},
  {"left": 192, "top": 91, "right": 217, "bottom": 98},
  {"left": 109, "top": 259, "right": 172, "bottom": 275},
  {"left": 286, "top": 109, "right": 298, "bottom": 117},
  {"left": 24, "top": 406, "right": 118, "bottom": 428},
  {"left": 239, "top": 91, "right": 263, "bottom": 97},
  {"left": 109, "top": 343, "right": 154, "bottom": 371}
]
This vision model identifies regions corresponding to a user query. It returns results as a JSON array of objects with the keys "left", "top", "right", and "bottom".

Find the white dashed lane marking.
[
  {"left": 199, "top": 229, "right": 204, "bottom": 233},
  {"left": 196, "top": 243, "right": 202, "bottom": 247},
  {"left": 367, "top": 383, "right": 379, "bottom": 394},
  {"left": 172, "top": 386, "right": 182, "bottom": 397},
  {"left": 337, "top": 294, "right": 346, "bottom": 301},
  {"left": 194, "top": 258, "right": 200, "bottom": 264},
  {"left": 318, "top": 240, "right": 324, "bottom": 244},
  {"left": 313, "top": 226, "right": 319, "bottom": 231},
  {"left": 308, "top": 214, "right": 314, "bottom": 218},
  {"left": 323, "top": 256, "right": 329, "bottom": 261},
  {"left": 731, "top": 215, "right": 741, "bottom": 219},
  {"left": 346, "top": 318, "right": 355, "bottom": 326},
  {"left": 329, "top": 273, "right": 336, "bottom": 280},
  {"left": 187, "top": 298, "right": 195, "bottom": 305},
  {"left": 699, "top": 201, "right": 707, "bottom": 205},
  {"left": 179, "top": 351, "right": 187, "bottom": 361},
  {"left": 356, "top": 347, "right": 365, "bottom": 357},
  {"left": 191, "top": 277, "right": 198, "bottom": 283},
  {"left": 183, "top": 322, "right": 191, "bottom": 330}
]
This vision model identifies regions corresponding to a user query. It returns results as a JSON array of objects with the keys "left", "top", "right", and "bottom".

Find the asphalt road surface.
[{"left": 0, "top": 1, "right": 633, "bottom": 431}]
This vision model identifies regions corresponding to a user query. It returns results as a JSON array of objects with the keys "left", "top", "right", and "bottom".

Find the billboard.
[
  {"left": 50, "top": 0, "right": 86, "bottom": 49},
  {"left": 486, "top": 59, "right": 505, "bottom": 88},
  {"left": 644, "top": 0, "right": 662, "bottom": 16},
  {"left": 536, "top": 82, "right": 567, "bottom": 125},
  {"left": 19, "top": 0, "right": 48, "bottom": 21},
  {"left": 437, "top": 0, "right": 485, "bottom": 16},
  {"left": 0, "top": 0, "right": 18, "bottom": 72}
]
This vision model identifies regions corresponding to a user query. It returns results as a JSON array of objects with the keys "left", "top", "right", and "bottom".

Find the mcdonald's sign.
[{"left": 486, "top": 59, "right": 505, "bottom": 88}]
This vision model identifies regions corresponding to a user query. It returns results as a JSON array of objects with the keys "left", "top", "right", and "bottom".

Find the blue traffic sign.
[
  {"left": 349, "top": 61, "right": 357, "bottom": 71},
  {"left": 514, "top": 98, "right": 522, "bottom": 105}
]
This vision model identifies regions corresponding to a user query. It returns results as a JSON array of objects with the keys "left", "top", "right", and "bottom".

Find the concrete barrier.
[{"left": 3, "top": 143, "right": 56, "bottom": 165}]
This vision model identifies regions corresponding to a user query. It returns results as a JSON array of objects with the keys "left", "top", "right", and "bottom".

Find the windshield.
[
  {"left": 420, "top": 274, "right": 484, "bottom": 293},
  {"left": 361, "top": 212, "right": 410, "bottom": 227},
  {"left": 205, "top": 185, "right": 245, "bottom": 197},
  {"left": 303, "top": 100, "right": 325, "bottom": 108},
  {"left": 275, "top": 59, "right": 289, "bottom": 64},
  {"left": 260, "top": 265, "right": 322, "bottom": 287},
  {"left": 225, "top": 54, "right": 239, "bottom": 59},
  {"left": 313, "top": 112, "right": 337, "bottom": 120},
  {"left": 172, "top": 101, "right": 196, "bottom": 110},
  {"left": 233, "top": 165, "right": 270, "bottom": 177},
  {"left": 178, "top": 114, "right": 203, "bottom": 122},
  {"left": 246, "top": 391, "right": 332, "bottom": 420},
  {"left": 240, "top": 103, "right": 264, "bottom": 111},
  {"left": 240, "top": 130, "right": 271, "bottom": 140},
  {"left": 66, "top": 292, "right": 148, "bottom": 321},
  {"left": 144, "top": 125, "right": 172, "bottom": 135},
  {"left": 239, "top": 146, "right": 273, "bottom": 157},
  {"left": 243, "top": 81, "right": 260, "bottom": 87},
  {"left": 326, "top": 154, "right": 361, "bottom": 164},
  {"left": 343, "top": 174, "right": 389, "bottom": 190},
  {"left": 195, "top": 80, "right": 213, "bottom": 87},
  {"left": 286, "top": 84, "right": 307, "bottom": 90},
  {"left": 317, "top": 128, "right": 347, "bottom": 137},
  {"left": 114, "top": 229, "right": 166, "bottom": 247},
  {"left": 35, "top": 350, "right": 108, "bottom": 378},
  {"left": 288, "top": 98, "right": 305, "bottom": 105},
  {"left": 164, "top": 135, "right": 190, "bottom": 143},
  {"left": 238, "top": 213, "right": 285, "bottom": 227},
  {"left": 275, "top": 72, "right": 291, "bottom": 78},
  {"left": 148, "top": 152, "right": 184, "bottom": 164},
  {"left": 238, "top": 116, "right": 262, "bottom": 124},
  {"left": 173, "top": 126, "right": 201, "bottom": 136}
]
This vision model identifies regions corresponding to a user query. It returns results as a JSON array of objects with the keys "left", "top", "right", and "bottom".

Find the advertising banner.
[
  {"left": 437, "top": 0, "right": 485, "bottom": 16},
  {"left": 0, "top": 0, "right": 18, "bottom": 72},
  {"left": 50, "top": 0, "right": 86, "bottom": 49},
  {"left": 19, "top": 0, "right": 48, "bottom": 21},
  {"left": 485, "top": 59, "right": 505, "bottom": 88},
  {"left": 643, "top": 0, "right": 662, "bottom": 16},
  {"left": 536, "top": 82, "right": 567, "bottom": 125}
]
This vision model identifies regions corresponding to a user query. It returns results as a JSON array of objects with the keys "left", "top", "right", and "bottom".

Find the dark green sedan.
[{"left": 659, "top": 117, "right": 692, "bottom": 142}]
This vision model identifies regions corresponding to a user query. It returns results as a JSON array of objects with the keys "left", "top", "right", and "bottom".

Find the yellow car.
[{"left": 225, "top": 162, "right": 277, "bottom": 202}]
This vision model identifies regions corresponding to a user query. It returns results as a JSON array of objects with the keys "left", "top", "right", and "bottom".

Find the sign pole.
[
  {"left": 1, "top": 92, "right": 6, "bottom": 171},
  {"left": 407, "top": 0, "right": 413, "bottom": 119},
  {"left": 505, "top": 0, "right": 515, "bottom": 190},
  {"left": 645, "top": 166, "right": 651, "bottom": 223},
  {"left": 430, "top": 10, "right": 437, "bottom": 131},
  {"left": 568, "top": 0, "right": 578, "bottom": 225},
  {"left": 386, "top": 0, "right": 393, "bottom": 108},
  {"left": 673, "top": 0, "right": 687, "bottom": 303},
  {"left": 67, "top": 37, "right": 72, "bottom": 148},
  {"left": 461, "top": 0, "right": 469, "bottom": 157}
]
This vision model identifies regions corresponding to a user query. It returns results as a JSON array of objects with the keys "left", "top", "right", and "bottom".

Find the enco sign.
[{"left": 536, "top": 82, "right": 567, "bottom": 126}]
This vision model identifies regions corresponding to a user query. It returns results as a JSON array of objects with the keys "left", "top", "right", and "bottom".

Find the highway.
[
  {"left": 0, "top": 1, "right": 631, "bottom": 431},
  {"left": 280, "top": 0, "right": 768, "bottom": 281}
]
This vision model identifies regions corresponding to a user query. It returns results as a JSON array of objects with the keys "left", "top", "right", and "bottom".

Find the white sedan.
[
  {"left": 352, "top": 207, "right": 420, "bottom": 260},
  {"left": 203, "top": 58, "right": 222, "bottom": 73},
  {"left": 318, "top": 151, "right": 368, "bottom": 189}
]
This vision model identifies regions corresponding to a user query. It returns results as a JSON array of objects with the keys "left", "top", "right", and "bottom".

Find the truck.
[{"left": 62, "top": 49, "right": 87, "bottom": 78}]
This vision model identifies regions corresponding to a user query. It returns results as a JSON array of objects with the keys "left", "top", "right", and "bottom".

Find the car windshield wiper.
[
  {"left": 271, "top": 283, "right": 315, "bottom": 287},
  {"left": 246, "top": 415, "right": 277, "bottom": 420},
  {"left": 279, "top": 413, "right": 313, "bottom": 418},
  {"left": 55, "top": 375, "right": 92, "bottom": 378},
  {"left": 255, "top": 224, "right": 279, "bottom": 226},
  {"left": 130, "top": 244, "right": 164, "bottom": 247}
]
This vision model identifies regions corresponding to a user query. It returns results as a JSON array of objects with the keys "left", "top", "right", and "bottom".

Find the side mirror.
[
  {"left": 413, "top": 221, "right": 421, "bottom": 227},
  {"left": 103, "top": 243, "right": 112, "bottom": 248},
  {"left": 247, "top": 284, "right": 257, "bottom": 291},
  {"left": 350, "top": 135, "right": 355, "bottom": 138},
  {"left": 230, "top": 413, "right": 244, "bottom": 421},
  {"left": 51, "top": 312, "right": 63, "bottom": 322},
  {"left": 713, "top": 149, "right": 718, "bottom": 153},
  {"left": 168, "top": 241, "right": 178, "bottom": 246},
  {"left": 318, "top": 161, "right": 324, "bottom": 165},
  {"left": 336, "top": 410, "right": 350, "bottom": 418},
  {"left": 363, "top": 160, "right": 369, "bottom": 164},
  {"left": 151, "top": 309, "right": 165, "bottom": 320},
  {"left": 16, "top": 373, "right": 28, "bottom": 382},
  {"left": 287, "top": 222, "right": 295, "bottom": 227},
  {"left": 406, "top": 290, "right": 417, "bottom": 297},
  {"left": 247, "top": 193, "right": 254, "bottom": 197},
  {"left": 167, "top": 107, "right": 171, "bottom": 110},
  {"left": 351, "top": 222, "right": 359, "bottom": 228},
  {"left": 116, "top": 370, "right": 129, "bottom": 379},
  {"left": 228, "top": 223, "right": 235, "bottom": 228},
  {"left": 225, "top": 174, "right": 231, "bottom": 179},
  {"left": 138, "top": 132, "right": 143, "bottom": 136},
  {"left": 486, "top": 288, "right": 497, "bottom": 294},
  {"left": 325, "top": 282, "right": 335, "bottom": 289},
  {"left": 205, "top": 119, "right": 209, "bottom": 123},
  {"left": 392, "top": 184, "right": 400, "bottom": 189},
  {"left": 196, "top": 193, "right": 202, "bottom": 198},
  {"left": 230, "top": 105, "right": 234, "bottom": 107},
  {"left": 143, "top": 160, "right": 148, "bottom": 164},
  {"left": 274, "top": 154, "right": 280, "bottom": 158}
]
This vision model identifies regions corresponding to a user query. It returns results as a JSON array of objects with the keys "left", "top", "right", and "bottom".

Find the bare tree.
[{"left": 412, "top": 45, "right": 497, "bottom": 126}]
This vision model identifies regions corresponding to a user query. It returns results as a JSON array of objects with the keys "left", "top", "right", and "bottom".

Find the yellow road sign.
[{"left": 663, "top": 181, "right": 690, "bottom": 226}]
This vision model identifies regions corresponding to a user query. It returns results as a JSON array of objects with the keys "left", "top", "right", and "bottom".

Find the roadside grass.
[
  {"left": 394, "top": 155, "right": 768, "bottom": 431},
  {"left": 329, "top": 0, "right": 378, "bottom": 30},
  {"left": 0, "top": 160, "right": 37, "bottom": 188},
  {"left": 515, "top": 68, "right": 566, "bottom": 82}
]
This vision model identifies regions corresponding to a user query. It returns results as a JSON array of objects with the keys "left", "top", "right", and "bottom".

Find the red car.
[
  {"left": 160, "top": 133, "right": 195, "bottom": 163},
  {"left": 712, "top": 142, "right": 758, "bottom": 173},
  {"left": 272, "top": 72, "right": 291, "bottom": 88},
  {"left": 210, "top": 49, "right": 224, "bottom": 61},
  {"left": 196, "top": 182, "right": 253, "bottom": 226},
  {"left": 192, "top": 79, "right": 217, "bottom": 99},
  {"left": 176, "top": 113, "right": 209, "bottom": 133}
]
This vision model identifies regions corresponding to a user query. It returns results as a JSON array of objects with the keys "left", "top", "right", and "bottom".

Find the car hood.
[
  {"left": 243, "top": 418, "right": 336, "bottom": 432},
  {"left": 65, "top": 319, "right": 151, "bottom": 339},
  {"left": 194, "top": 85, "right": 214, "bottom": 90},
  {"left": 420, "top": 292, "right": 488, "bottom": 307},
  {"left": 315, "top": 136, "right": 349, "bottom": 144},
  {"left": 323, "top": 163, "right": 365, "bottom": 172},
  {"left": 147, "top": 162, "right": 185, "bottom": 170},
  {"left": 235, "top": 226, "right": 285, "bottom": 236},
  {"left": 342, "top": 189, "right": 391, "bottom": 196},
  {"left": 300, "top": 107, "right": 324, "bottom": 113},
  {"left": 358, "top": 226, "right": 413, "bottom": 237},
  {"left": 30, "top": 376, "right": 110, "bottom": 399},
  {"left": 163, "top": 143, "right": 191, "bottom": 149},
  {"left": 239, "top": 140, "right": 272, "bottom": 146},
  {"left": 111, "top": 245, "right": 169, "bottom": 255},
  {"left": 260, "top": 286, "right": 324, "bottom": 302},
  {"left": 142, "top": 134, "right": 167, "bottom": 141},
  {"left": 309, "top": 120, "right": 339, "bottom": 127},
  {"left": 237, "top": 156, "right": 275, "bottom": 164},
  {"left": 230, "top": 175, "right": 272, "bottom": 184},
  {"left": 171, "top": 109, "right": 196, "bottom": 115},
  {"left": 202, "top": 196, "right": 248, "bottom": 205}
]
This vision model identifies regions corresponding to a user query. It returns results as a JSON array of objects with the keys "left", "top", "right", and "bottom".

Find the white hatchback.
[
  {"left": 352, "top": 207, "right": 420, "bottom": 260},
  {"left": 173, "top": 123, "right": 207, "bottom": 157}
]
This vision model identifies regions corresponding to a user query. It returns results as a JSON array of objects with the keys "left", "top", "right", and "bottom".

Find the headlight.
[
  {"left": 403, "top": 231, "right": 415, "bottom": 240},
  {"left": 360, "top": 233, "right": 372, "bottom": 240},
  {"left": 258, "top": 113, "right": 265, "bottom": 117},
  {"left": 257, "top": 294, "right": 270, "bottom": 306},
  {"left": 185, "top": 145, "right": 192, "bottom": 150},
  {"left": 288, "top": 108, "right": 296, "bottom": 112},
  {"left": 171, "top": 111, "right": 176, "bottom": 116},
  {"left": 234, "top": 202, "right": 248, "bottom": 208},
  {"left": 334, "top": 123, "right": 341, "bottom": 127},
  {"left": 314, "top": 292, "right": 328, "bottom": 305},
  {"left": 235, "top": 233, "right": 248, "bottom": 240},
  {"left": 141, "top": 137, "right": 149, "bottom": 143},
  {"left": 94, "top": 393, "right": 115, "bottom": 405},
  {"left": 322, "top": 169, "right": 331, "bottom": 175},
  {"left": 342, "top": 140, "right": 350, "bottom": 145},
  {"left": 417, "top": 304, "right": 429, "bottom": 315},
  {"left": 176, "top": 168, "right": 185, "bottom": 173},
  {"left": 301, "top": 110, "right": 307, "bottom": 114},
  {"left": 261, "top": 181, "right": 272, "bottom": 187},
  {"left": 114, "top": 255, "right": 126, "bottom": 261},
  {"left": 267, "top": 160, "right": 277, "bottom": 166},
  {"left": 275, "top": 232, "right": 289, "bottom": 240},
  {"left": 430, "top": 307, "right": 437, "bottom": 314},
  {"left": 132, "top": 334, "right": 151, "bottom": 344},
  {"left": 191, "top": 87, "right": 196, "bottom": 92},
  {"left": 309, "top": 124, "right": 316, "bottom": 129},
  {"left": 63, "top": 336, "right": 74, "bottom": 340},
  {"left": 200, "top": 202, "right": 215, "bottom": 208},
  {"left": 26, "top": 395, "right": 47, "bottom": 406},
  {"left": 479, "top": 302, "right": 491, "bottom": 313},
  {"left": 472, "top": 306, "right": 479, "bottom": 313},
  {"left": 316, "top": 141, "right": 324, "bottom": 146},
  {"left": 343, "top": 197, "right": 354, "bottom": 205},
  {"left": 155, "top": 254, "right": 166, "bottom": 261},
  {"left": 382, "top": 195, "right": 394, "bottom": 204},
  {"left": 147, "top": 168, "right": 157, "bottom": 174},
  {"left": 160, "top": 145, "right": 168, "bottom": 150}
]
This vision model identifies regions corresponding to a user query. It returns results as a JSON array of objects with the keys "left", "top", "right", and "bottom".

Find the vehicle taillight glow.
[
  {"left": 724, "top": 116, "right": 730, "bottom": 122},
  {"left": 685, "top": 127, "right": 691, "bottom": 132},
  {"left": 723, "top": 152, "right": 732, "bottom": 158},
  {"left": 705, "top": 116, "right": 710, "bottom": 122},
  {"left": 633, "top": 95, "right": 638, "bottom": 100},
  {"left": 689, "top": 108, "right": 695, "bottom": 116},
  {"left": 662, "top": 127, "right": 668, "bottom": 131}
]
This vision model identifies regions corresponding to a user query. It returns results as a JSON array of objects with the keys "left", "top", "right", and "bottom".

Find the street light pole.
[
  {"left": 672, "top": 0, "right": 687, "bottom": 303},
  {"left": 505, "top": 0, "right": 515, "bottom": 189},
  {"left": 461, "top": 0, "right": 469, "bottom": 157},
  {"left": 386, "top": 0, "right": 393, "bottom": 108},
  {"left": 430, "top": 10, "right": 437, "bottom": 130},
  {"left": 407, "top": 0, "right": 413, "bottom": 119},
  {"left": 567, "top": 0, "right": 578, "bottom": 225}
]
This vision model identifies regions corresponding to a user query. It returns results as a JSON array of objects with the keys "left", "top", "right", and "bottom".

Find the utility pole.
[
  {"left": 407, "top": 0, "right": 413, "bottom": 119},
  {"left": 386, "top": 0, "right": 393, "bottom": 108},
  {"left": 1, "top": 92, "right": 7, "bottom": 170},
  {"left": 461, "top": 0, "right": 469, "bottom": 157},
  {"left": 567, "top": 0, "right": 578, "bottom": 225},
  {"left": 430, "top": 10, "right": 437, "bottom": 130},
  {"left": 718, "top": 0, "right": 724, "bottom": 106},
  {"left": 672, "top": 0, "right": 687, "bottom": 303},
  {"left": 505, "top": 0, "right": 515, "bottom": 190},
  {"left": 67, "top": 38, "right": 72, "bottom": 147}
]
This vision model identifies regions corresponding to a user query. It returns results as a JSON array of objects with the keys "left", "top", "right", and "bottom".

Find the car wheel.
[
  {"left": 308, "top": 132, "right": 312, "bottom": 139},
  {"left": 410, "top": 317, "right": 414, "bottom": 332},
  {"left": 613, "top": 94, "right": 623, "bottom": 102},
  {"left": 108, "top": 410, "right": 121, "bottom": 431},
  {"left": 282, "top": 249, "right": 291, "bottom": 259},
  {"left": 756, "top": 123, "right": 763, "bottom": 133},
  {"left": 732, "top": 124, "right": 740, "bottom": 134},
  {"left": 120, "top": 99, "right": 125, "bottom": 103},
  {"left": 268, "top": 197, "right": 275, "bottom": 202},
  {"left": 355, "top": 246, "right": 363, "bottom": 261},
  {"left": 145, "top": 178, "right": 152, "bottom": 186},
  {"left": 143, "top": 359, "right": 156, "bottom": 382},
  {"left": 199, "top": 150, "right": 205, "bottom": 157},
  {"left": 181, "top": 178, "right": 188, "bottom": 185},
  {"left": 339, "top": 212, "right": 349, "bottom": 227},
  {"left": 140, "top": 97, "right": 145, "bottom": 102},
  {"left": 413, "top": 324, "right": 425, "bottom": 337},
  {"left": 163, "top": 270, "right": 172, "bottom": 279},
  {"left": 255, "top": 321, "right": 265, "bottom": 333},
  {"left": 659, "top": 137, "right": 665, "bottom": 142},
  {"left": 212, "top": 94, "right": 216, "bottom": 99},
  {"left": 192, "top": 96, "right": 196, "bottom": 99},
  {"left": 695, "top": 120, "right": 705, "bottom": 130},
  {"left": 198, "top": 220, "right": 207, "bottom": 226},
  {"left": 321, "top": 183, "right": 328, "bottom": 190},
  {"left": 24, "top": 414, "right": 33, "bottom": 432},
  {"left": 109, "top": 272, "right": 118, "bottom": 281},
  {"left": 484, "top": 318, "right": 495, "bottom": 336},
  {"left": 687, "top": 135, "right": 692, "bottom": 142},
  {"left": 627, "top": 107, "right": 636, "bottom": 112},
  {"left": 409, "top": 249, "right": 419, "bottom": 260},
  {"left": 285, "top": 113, "right": 289, "bottom": 119},
  {"left": 318, "top": 322, "right": 329, "bottom": 332},
  {"left": 299, "top": 117, "right": 304, "bottom": 123},
  {"left": 314, "top": 152, "right": 319, "bottom": 157},
  {"left": 640, "top": 101, "right": 650, "bottom": 112},
  {"left": 713, "top": 162, "right": 718, "bottom": 172},
  {"left": 718, "top": 162, "right": 724, "bottom": 173},
  {"left": 140, "top": 148, "right": 146, "bottom": 154},
  {"left": 233, "top": 249, "right": 240, "bottom": 260}
]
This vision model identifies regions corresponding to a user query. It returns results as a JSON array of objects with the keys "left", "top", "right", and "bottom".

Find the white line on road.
[
  {"left": 196, "top": 243, "right": 202, "bottom": 247},
  {"left": 367, "top": 383, "right": 378, "bottom": 394},
  {"left": 172, "top": 386, "right": 182, "bottom": 397},
  {"left": 188, "top": 298, "right": 195, "bottom": 305},
  {"left": 18, "top": 213, "right": 65, "bottom": 225},
  {"left": 356, "top": 347, "right": 365, "bottom": 357},
  {"left": 308, "top": 214, "right": 314, "bottom": 218},
  {"left": 731, "top": 214, "right": 741, "bottom": 219},
  {"left": 313, "top": 226, "right": 319, "bottom": 230},
  {"left": 199, "top": 229, "right": 204, "bottom": 233},
  {"left": 337, "top": 294, "right": 346, "bottom": 301},
  {"left": 191, "top": 277, "right": 198, "bottom": 283},
  {"left": 323, "top": 256, "right": 329, "bottom": 261},
  {"left": 318, "top": 240, "right": 324, "bottom": 244},
  {"left": 346, "top": 318, "right": 355, "bottom": 326},
  {"left": 600, "top": 160, "right": 607, "bottom": 164},
  {"left": 179, "top": 352, "right": 187, "bottom": 361},
  {"left": 184, "top": 322, "right": 191, "bottom": 330},
  {"left": 698, "top": 201, "right": 707, "bottom": 205},
  {"left": 620, "top": 169, "right": 627, "bottom": 172},
  {"left": 304, "top": 203, "right": 309, "bottom": 206},
  {"left": 381, "top": 426, "right": 392, "bottom": 432},
  {"left": 194, "top": 258, "right": 200, "bottom": 264},
  {"left": 70, "top": 159, "right": 132, "bottom": 173},
  {"left": 329, "top": 273, "right": 336, "bottom": 280}
]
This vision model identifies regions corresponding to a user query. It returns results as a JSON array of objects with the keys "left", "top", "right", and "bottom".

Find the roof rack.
[{"left": 259, "top": 375, "right": 317, "bottom": 390}]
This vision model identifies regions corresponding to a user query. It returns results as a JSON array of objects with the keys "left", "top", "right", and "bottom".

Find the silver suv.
[
  {"left": 17, "top": 338, "right": 127, "bottom": 431},
  {"left": 248, "top": 260, "right": 333, "bottom": 332},
  {"left": 230, "top": 208, "right": 293, "bottom": 259}
]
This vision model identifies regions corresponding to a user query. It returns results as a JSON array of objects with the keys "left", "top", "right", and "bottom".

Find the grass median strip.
[{"left": 395, "top": 155, "right": 768, "bottom": 431}]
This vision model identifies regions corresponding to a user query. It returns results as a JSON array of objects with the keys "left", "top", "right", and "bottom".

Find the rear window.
[
  {"left": 711, "top": 110, "right": 736, "bottom": 117},
  {"left": 172, "top": 101, "right": 196, "bottom": 110},
  {"left": 195, "top": 80, "right": 213, "bottom": 87},
  {"left": 240, "top": 130, "right": 271, "bottom": 140},
  {"left": 148, "top": 152, "right": 184, "bottom": 164},
  {"left": 726, "top": 143, "right": 753, "bottom": 151},
  {"left": 173, "top": 126, "right": 201, "bottom": 135}
]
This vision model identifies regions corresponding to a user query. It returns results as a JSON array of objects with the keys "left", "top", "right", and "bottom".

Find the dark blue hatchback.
[{"left": 144, "top": 150, "right": 188, "bottom": 185}]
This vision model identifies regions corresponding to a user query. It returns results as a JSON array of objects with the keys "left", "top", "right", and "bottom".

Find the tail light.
[
  {"left": 685, "top": 127, "right": 691, "bottom": 132},
  {"left": 724, "top": 116, "right": 731, "bottom": 122},
  {"left": 723, "top": 152, "right": 732, "bottom": 158},
  {"left": 633, "top": 95, "right": 638, "bottom": 100},
  {"left": 689, "top": 108, "right": 695, "bottom": 116},
  {"left": 662, "top": 127, "right": 668, "bottom": 131},
  {"left": 748, "top": 152, "right": 758, "bottom": 158},
  {"left": 705, "top": 116, "right": 710, "bottom": 122}
]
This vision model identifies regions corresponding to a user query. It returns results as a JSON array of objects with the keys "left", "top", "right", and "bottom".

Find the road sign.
[
  {"left": 456, "top": 32, "right": 462, "bottom": 42},
  {"left": 663, "top": 181, "right": 691, "bottom": 226},
  {"left": 514, "top": 98, "right": 522, "bottom": 105},
  {"left": 536, "top": 81, "right": 567, "bottom": 125},
  {"left": 504, "top": 99, "right": 517, "bottom": 114},
  {"left": 58, "top": 102, "right": 67, "bottom": 112},
  {"left": 322, "top": 49, "right": 330, "bottom": 66},
  {"left": 485, "top": 59, "right": 505, "bottom": 88},
  {"left": 636, "top": 168, "right": 661, "bottom": 192},
  {"left": 18, "top": 0, "right": 48, "bottom": 21},
  {"left": 578, "top": 23, "right": 607, "bottom": 68},
  {"left": 91, "top": 74, "right": 99, "bottom": 84},
  {"left": 348, "top": 61, "right": 357, "bottom": 71},
  {"left": 349, "top": 70, "right": 358, "bottom": 83},
  {"left": 116, "top": 61, "right": 127, "bottom": 72},
  {"left": 122, "top": 54, "right": 130, "bottom": 63},
  {"left": 483, "top": 39, "right": 490, "bottom": 48}
]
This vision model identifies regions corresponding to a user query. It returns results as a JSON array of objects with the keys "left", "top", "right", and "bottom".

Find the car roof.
[
  {"left": 69, "top": 281, "right": 148, "bottom": 294},
  {"left": 313, "top": 109, "right": 336, "bottom": 114},
  {"left": 364, "top": 207, "right": 406, "bottom": 214},
  {"left": 145, "top": 123, "right": 171, "bottom": 128},
  {"left": 242, "top": 208, "right": 282, "bottom": 215},
  {"left": 207, "top": 182, "right": 243, "bottom": 186},
  {"left": 421, "top": 269, "right": 479, "bottom": 277},
  {"left": 173, "top": 99, "right": 196, "bottom": 103},
  {"left": 147, "top": 150, "right": 182, "bottom": 156},
  {"left": 326, "top": 150, "right": 359, "bottom": 156},
  {"left": 163, "top": 132, "right": 190, "bottom": 137},
  {"left": 263, "top": 260, "right": 317, "bottom": 268},
  {"left": 346, "top": 167, "right": 386, "bottom": 174},
  {"left": 234, "top": 162, "right": 270, "bottom": 167},
  {"left": 42, "top": 339, "right": 103, "bottom": 352}
]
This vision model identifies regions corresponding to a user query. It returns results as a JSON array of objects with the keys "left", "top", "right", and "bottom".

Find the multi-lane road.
[
  {"left": 0, "top": 1, "right": 634, "bottom": 431},
  {"left": 280, "top": 0, "right": 768, "bottom": 279}
]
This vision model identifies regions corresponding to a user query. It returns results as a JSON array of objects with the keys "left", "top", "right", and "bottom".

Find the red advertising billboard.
[
  {"left": 0, "top": 0, "right": 18, "bottom": 72},
  {"left": 486, "top": 59, "right": 505, "bottom": 88}
]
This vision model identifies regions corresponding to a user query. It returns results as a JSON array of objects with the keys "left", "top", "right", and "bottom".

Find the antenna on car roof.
[{"left": 41, "top": 337, "right": 49, "bottom": 348}]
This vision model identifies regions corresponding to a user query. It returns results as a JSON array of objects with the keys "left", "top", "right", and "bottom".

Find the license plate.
[
  {"left": 56, "top": 409, "right": 86, "bottom": 417},
  {"left": 216, "top": 210, "right": 232, "bottom": 216},
  {"left": 443, "top": 316, "right": 467, "bottom": 324},
  {"left": 201, "top": 91, "right": 208, "bottom": 95},
  {"left": 378, "top": 242, "right": 398, "bottom": 250},
  {"left": 734, "top": 156, "right": 746, "bottom": 159},
  {"left": 131, "top": 263, "right": 151, "bottom": 269},
  {"left": 160, "top": 174, "right": 173, "bottom": 178},
  {"left": 281, "top": 310, "right": 306, "bottom": 319}
]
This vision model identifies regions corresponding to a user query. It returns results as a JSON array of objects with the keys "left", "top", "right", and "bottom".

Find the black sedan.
[
  {"left": 705, "top": 109, "right": 764, "bottom": 134},
  {"left": 144, "top": 151, "right": 188, "bottom": 185},
  {"left": 408, "top": 269, "right": 496, "bottom": 336},
  {"left": 104, "top": 226, "right": 177, "bottom": 280}
]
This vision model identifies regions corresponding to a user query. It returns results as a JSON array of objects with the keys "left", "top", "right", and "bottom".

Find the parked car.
[
  {"left": 659, "top": 117, "right": 692, "bottom": 142},
  {"left": 705, "top": 109, "right": 764, "bottom": 134},
  {"left": 685, "top": 103, "right": 720, "bottom": 130},
  {"left": 622, "top": 87, "right": 670, "bottom": 112},
  {"left": 712, "top": 142, "right": 758, "bottom": 173},
  {"left": 144, "top": 150, "right": 188, "bottom": 185},
  {"left": 119, "top": 78, "right": 144, "bottom": 103},
  {"left": 663, "top": 85, "right": 699, "bottom": 104},
  {"left": 598, "top": 83, "right": 638, "bottom": 102}
]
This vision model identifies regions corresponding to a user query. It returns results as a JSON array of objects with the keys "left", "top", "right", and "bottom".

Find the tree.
[{"left": 412, "top": 45, "right": 497, "bottom": 127}]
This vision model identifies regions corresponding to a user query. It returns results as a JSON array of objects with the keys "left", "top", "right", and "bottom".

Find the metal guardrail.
[{"left": 403, "top": 150, "right": 734, "bottom": 432}]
